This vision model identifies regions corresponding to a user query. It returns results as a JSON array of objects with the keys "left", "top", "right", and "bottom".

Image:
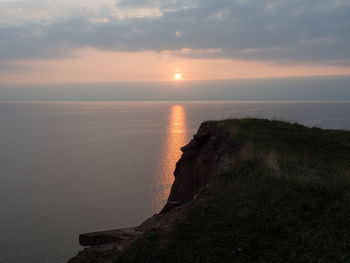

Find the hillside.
[{"left": 69, "top": 118, "right": 350, "bottom": 263}]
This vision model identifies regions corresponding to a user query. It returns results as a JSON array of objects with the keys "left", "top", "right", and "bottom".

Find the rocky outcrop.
[
  {"left": 67, "top": 121, "right": 236, "bottom": 262},
  {"left": 79, "top": 228, "right": 142, "bottom": 247},
  {"left": 161, "top": 121, "right": 235, "bottom": 212}
]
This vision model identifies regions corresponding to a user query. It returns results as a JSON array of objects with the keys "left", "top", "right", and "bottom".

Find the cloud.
[
  {"left": 116, "top": 0, "right": 197, "bottom": 10},
  {"left": 1, "top": 0, "right": 350, "bottom": 69}
]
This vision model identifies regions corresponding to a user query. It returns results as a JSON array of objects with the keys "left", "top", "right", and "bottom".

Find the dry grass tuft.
[
  {"left": 239, "top": 142, "right": 256, "bottom": 161},
  {"left": 264, "top": 151, "right": 280, "bottom": 175}
]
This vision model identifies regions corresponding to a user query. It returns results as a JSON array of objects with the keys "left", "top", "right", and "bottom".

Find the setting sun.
[{"left": 174, "top": 73, "right": 182, "bottom": 80}]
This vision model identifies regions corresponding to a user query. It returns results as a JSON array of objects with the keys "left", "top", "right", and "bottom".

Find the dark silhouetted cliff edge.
[{"left": 68, "top": 118, "right": 350, "bottom": 263}]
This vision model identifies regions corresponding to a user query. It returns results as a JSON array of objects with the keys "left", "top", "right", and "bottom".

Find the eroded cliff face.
[
  {"left": 68, "top": 121, "right": 236, "bottom": 263},
  {"left": 161, "top": 121, "right": 236, "bottom": 212}
]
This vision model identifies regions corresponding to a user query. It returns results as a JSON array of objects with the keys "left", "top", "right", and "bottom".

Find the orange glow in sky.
[{"left": 1, "top": 48, "right": 350, "bottom": 84}]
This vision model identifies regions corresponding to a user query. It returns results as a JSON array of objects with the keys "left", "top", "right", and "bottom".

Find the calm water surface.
[{"left": 1, "top": 101, "right": 350, "bottom": 263}]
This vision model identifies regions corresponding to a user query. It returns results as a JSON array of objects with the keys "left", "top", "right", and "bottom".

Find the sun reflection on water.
[{"left": 152, "top": 105, "right": 188, "bottom": 212}]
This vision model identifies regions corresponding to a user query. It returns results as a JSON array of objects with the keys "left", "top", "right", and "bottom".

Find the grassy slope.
[{"left": 124, "top": 119, "right": 350, "bottom": 263}]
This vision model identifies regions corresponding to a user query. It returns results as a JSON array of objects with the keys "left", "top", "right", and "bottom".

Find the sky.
[
  {"left": 0, "top": 76, "right": 349, "bottom": 101},
  {"left": 1, "top": 0, "right": 350, "bottom": 85}
]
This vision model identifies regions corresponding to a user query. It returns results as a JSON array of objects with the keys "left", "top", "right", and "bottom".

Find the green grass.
[{"left": 121, "top": 119, "right": 350, "bottom": 263}]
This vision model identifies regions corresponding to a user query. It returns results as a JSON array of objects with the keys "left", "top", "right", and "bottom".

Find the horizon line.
[{"left": 1, "top": 74, "right": 350, "bottom": 87}]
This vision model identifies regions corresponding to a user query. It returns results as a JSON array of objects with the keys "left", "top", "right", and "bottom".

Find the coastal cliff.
[{"left": 68, "top": 118, "right": 350, "bottom": 263}]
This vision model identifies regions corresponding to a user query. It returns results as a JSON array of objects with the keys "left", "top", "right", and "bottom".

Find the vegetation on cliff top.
[{"left": 121, "top": 119, "right": 350, "bottom": 263}]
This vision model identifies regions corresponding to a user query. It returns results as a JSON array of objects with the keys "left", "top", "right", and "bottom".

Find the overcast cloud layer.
[{"left": 1, "top": 0, "right": 350, "bottom": 70}]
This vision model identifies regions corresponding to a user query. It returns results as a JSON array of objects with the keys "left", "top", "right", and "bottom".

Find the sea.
[{"left": 0, "top": 101, "right": 350, "bottom": 263}]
